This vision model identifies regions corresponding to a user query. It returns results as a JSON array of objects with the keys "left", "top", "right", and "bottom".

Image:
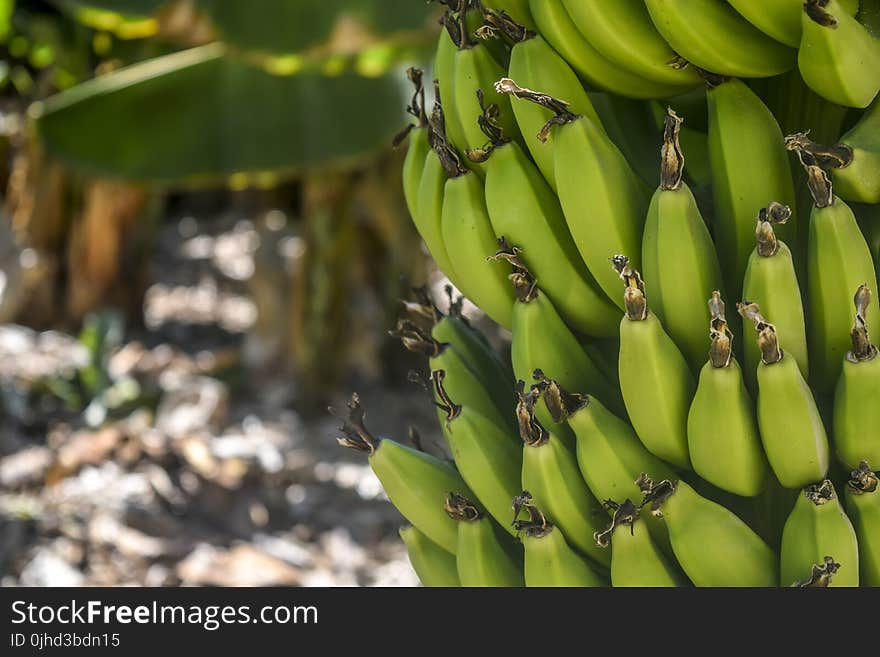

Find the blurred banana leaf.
[
  {"left": 54, "top": 0, "right": 435, "bottom": 50},
  {"left": 199, "top": 0, "right": 434, "bottom": 55},
  {"left": 32, "top": 42, "right": 411, "bottom": 184}
]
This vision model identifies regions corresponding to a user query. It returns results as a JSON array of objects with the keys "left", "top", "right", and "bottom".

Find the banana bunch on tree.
[{"left": 338, "top": 0, "right": 880, "bottom": 587}]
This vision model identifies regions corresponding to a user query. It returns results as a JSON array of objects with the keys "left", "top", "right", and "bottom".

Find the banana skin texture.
[
  {"left": 688, "top": 293, "right": 768, "bottom": 497},
  {"left": 780, "top": 480, "right": 859, "bottom": 586},
  {"left": 399, "top": 526, "right": 461, "bottom": 587},
  {"left": 513, "top": 494, "right": 607, "bottom": 587},
  {"left": 445, "top": 494, "right": 524, "bottom": 587},
  {"left": 641, "top": 477, "right": 779, "bottom": 586},
  {"left": 645, "top": 0, "right": 796, "bottom": 78},
  {"left": 798, "top": 0, "right": 880, "bottom": 109},
  {"left": 336, "top": 395, "right": 474, "bottom": 554},
  {"left": 845, "top": 462, "right": 880, "bottom": 586},
  {"left": 615, "top": 257, "right": 695, "bottom": 470}
]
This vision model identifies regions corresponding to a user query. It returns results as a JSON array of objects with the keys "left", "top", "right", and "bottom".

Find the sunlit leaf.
[{"left": 33, "top": 43, "right": 409, "bottom": 184}]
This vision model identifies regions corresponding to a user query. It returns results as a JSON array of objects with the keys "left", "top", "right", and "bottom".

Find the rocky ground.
[{"left": 0, "top": 209, "right": 456, "bottom": 587}]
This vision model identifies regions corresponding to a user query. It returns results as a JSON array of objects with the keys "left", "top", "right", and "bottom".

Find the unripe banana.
[
  {"left": 834, "top": 97, "right": 880, "bottom": 203},
  {"left": 833, "top": 285, "right": 880, "bottom": 469},
  {"left": 727, "top": 0, "right": 860, "bottom": 47},
  {"left": 513, "top": 492, "right": 607, "bottom": 587},
  {"left": 422, "top": 289, "right": 515, "bottom": 401},
  {"left": 393, "top": 318, "right": 516, "bottom": 435},
  {"left": 414, "top": 124, "right": 459, "bottom": 282},
  {"left": 336, "top": 394, "right": 474, "bottom": 553},
  {"left": 496, "top": 78, "right": 649, "bottom": 310},
  {"left": 780, "top": 479, "right": 859, "bottom": 586},
  {"left": 516, "top": 384, "right": 609, "bottom": 566},
  {"left": 787, "top": 154, "right": 880, "bottom": 395},
  {"left": 481, "top": 136, "right": 620, "bottom": 337},
  {"left": 496, "top": 252, "right": 623, "bottom": 435},
  {"left": 741, "top": 202, "right": 809, "bottom": 391},
  {"left": 450, "top": 17, "right": 521, "bottom": 176},
  {"left": 444, "top": 493, "right": 524, "bottom": 587},
  {"left": 435, "top": 11, "right": 467, "bottom": 158},
  {"left": 480, "top": 0, "right": 535, "bottom": 30},
  {"left": 798, "top": 0, "right": 880, "bottom": 108},
  {"left": 687, "top": 292, "right": 768, "bottom": 497},
  {"left": 561, "top": 0, "right": 702, "bottom": 88},
  {"left": 614, "top": 256, "right": 695, "bottom": 469},
  {"left": 642, "top": 108, "right": 726, "bottom": 371},
  {"left": 537, "top": 374, "right": 675, "bottom": 554},
  {"left": 594, "top": 499, "right": 687, "bottom": 587},
  {"left": 645, "top": 0, "right": 796, "bottom": 78},
  {"left": 431, "top": 370, "right": 522, "bottom": 535},
  {"left": 529, "top": 0, "right": 698, "bottom": 99},
  {"left": 739, "top": 302, "right": 830, "bottom": 489},
  {"left": 440, "top": 167, "right": 516, "bottom": 328},
  {"left": 639, "top": 475, "right": 779, "bottom": 586},
  {"left": 501, "top": 19, "right": 600, "bottom": 190},
  {"left": 399, "top": 525, "right": 461, "bottom": 587},
  {"left": 708, "top": 77, "right": 798, "bottom": 300},
  {"left": 400, "top": 69, "right": 431, "bottom": 222},
  {"left": 845, "top": 462, "right": 880, "bottom": 586}
]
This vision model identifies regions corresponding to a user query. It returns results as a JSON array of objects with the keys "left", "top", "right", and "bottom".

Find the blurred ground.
[{"left": 0, "top": 209, "right": 452, "bottom": 587}]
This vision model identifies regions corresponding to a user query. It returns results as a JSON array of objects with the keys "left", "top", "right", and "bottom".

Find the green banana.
[
  {"left": 798, "top": 0, "right": 880, "bottom": 108},
  {"left": 414, "top": 123, "right": 459, "bottom": 282},
  {"left": 517, "top": 383, "right": 610, "bottom": 566},
  {"left": 480, "top": 0, "right": 535, "bottom": 30},
  {"left": 450, "top": 13, "right": 521, "bottom": 176},
  {"left": 400, "top": 68, "right": 431, "bottom": 223},
  {"left": 435, "top": 12, "right": 467, "bottom": 158},
  {"left": 336, "top": 394, "right": 473, "bottom": 554},
  {"left": 560, "top": 0, "right": 703, "bottom": 88},
  {"left": 399, "top": 525, "right": 461, "bottom": 587},
  {"left": 497, "top": 252, "right": 623, "bottom": 436},
  {"left": 537, "top": 374, "right": 676, "bottom": 553},
  {"left": 738, "top": 302, "right": 831, "bottom": 489},
  {"left": 422, "top": 289, "right": 515, "bottom": 400},
  {"left": 687, "top": 292, "right": 769, "bottom": 497},
  {"left": 393, "top": 319, "right": 516, "bottom": 435},
  {"left": 614, "top": 256, "right": 696, "bottom": 469},
  {"left": 431, "top": 370, "right": 522, "bottom": 535},
  {"left": 834, "top": 96, "right": 880, "bottom": 203},
  {"left": 639, "top": 475, "right": 779, "bottom": 586},
  {"left": 790, "top": 155, "right": 880, "bottom": 395},
  {"left": 440, "top": 167, "right": 516, "bottom": 328},
  {"left": 645, "top": 0, "right": 796, "bottom": 78},
  {"left": 727, "top": 0, "right": 860, "bottom": 47},
  {"left": 513, "top": 492, "right": 607, "bottom": 587},
  {"left": 642, "top": 108, "right": 726, "bottom": 371},
  {"left": 845, "top": 462, "right": 880, "bottom": 586},
  {"left": 528, "top": 0, "right": 697, "bottom": 99},
  {"left": 708, "top": 77, "right": 798, "bottom": 300},
  {"left": 741, "top": 202, "right": 809, "bottom": 391},
  {"left": 444, "top": 493, "right": 524, "bottom": 587},
  {"left": 481, "top": 135, "right": 620, "bottom": 337},
  {"left": 780, "top": 479, "right": 859, "bottom": 586},
  {"left": 833, "top": 285, "right": 880, "bottom": 469},
  {"left": 594, "top": 499, "right": 687, "bottom": 587},
  {"left": 594, "top": 94, "right": 670, "bottom": 189},
  {"left": 501, "top": 17, "right": 601, "bottom": 190},
  {"left": 496, "top": 78, "right": 649, "bottom": 310}
]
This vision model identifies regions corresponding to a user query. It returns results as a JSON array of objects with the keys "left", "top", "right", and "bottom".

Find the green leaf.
[
  {"left": 56, "top": 0, "right": 168, "bottom": 19},
  {"left": 199, "top": 0, "right": 433, "bottom": 56},
  {"left": 33, "top": 43, "right": 409, "bottom": 184}
]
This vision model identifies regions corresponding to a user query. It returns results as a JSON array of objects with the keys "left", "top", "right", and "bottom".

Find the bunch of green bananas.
[{"left": 339, "top": 0, "right": 880, "bottom": 587}]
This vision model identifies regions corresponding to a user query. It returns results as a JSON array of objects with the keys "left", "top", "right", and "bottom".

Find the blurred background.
[{"left": 0, "top": 0, "right": 478, "bottom": 586}]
